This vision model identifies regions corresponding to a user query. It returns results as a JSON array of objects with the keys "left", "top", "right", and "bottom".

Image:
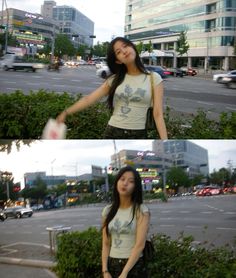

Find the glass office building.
[
  {"left": 153, "top": 140, "right": 209, "bottom": 178},
  {"left": 52, "top": 6, "right": 94, "bottom": 47},
  {"left": 125, "top": 0, "right": 236, "bottom": 70}
]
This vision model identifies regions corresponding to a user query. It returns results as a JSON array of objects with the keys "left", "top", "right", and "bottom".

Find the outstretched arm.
[{"left": 57, "top": 80, "right": 110, "bottom": 123}]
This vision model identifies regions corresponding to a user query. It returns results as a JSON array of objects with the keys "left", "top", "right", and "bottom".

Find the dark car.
[
  {"left": 168, "top": 68, "right": 184, "bottom": 77},
  {"left": 220, "top": 75, "right": 236, "bottom": 89},
  {"left": 145, "top": 65, "right": 171, "bottom": 79},
  {"left": 4, "top": 206, "right": 33, "bottom": 219}
]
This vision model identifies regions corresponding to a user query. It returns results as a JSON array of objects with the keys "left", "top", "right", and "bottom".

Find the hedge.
[
  {"left": 55, "top": 228, "right": 236, "bottom": 278},
  {"left": 0, "top": 90, "right": 235, "bottom": 138}
]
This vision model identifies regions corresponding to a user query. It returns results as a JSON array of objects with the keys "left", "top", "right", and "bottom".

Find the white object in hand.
[{"left": 42, "top": 118, "right": 67, "bottom": 139}]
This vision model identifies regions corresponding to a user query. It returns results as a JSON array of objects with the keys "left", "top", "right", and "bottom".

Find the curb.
[{"left": 0, "top": 256, "right": 57, "bottom": 268}]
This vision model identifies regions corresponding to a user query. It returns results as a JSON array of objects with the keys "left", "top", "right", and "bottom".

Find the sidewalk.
[{"left": 0, "top": 242, "right": 58, "bottom": 278}]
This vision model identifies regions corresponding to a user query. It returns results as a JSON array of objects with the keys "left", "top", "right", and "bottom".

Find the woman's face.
[
  {"left": 113, "top": 40, "right": 136, "bottom": 65},
  {"left": 117, "top": 171, "right": 136, "bottom": 197}
]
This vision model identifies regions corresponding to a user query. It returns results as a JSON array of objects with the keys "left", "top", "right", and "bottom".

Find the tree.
[
  {"left": 210, "top": 167, "right": 231, "bottom": 186},
  {"left": 166, "top": 167, "right": 190, "bottom": 193},
  {"left": 92, "top": 41, "right": 109, "bottom": 57},
  {"left": 54, "top": 34, "right": 76, "bottom": 57},
  {"left": 136, "top": 41, "right": 144, "bottom": 55},
  {"left": 21, "top": 176, "right": 47, "bottom": 204},
  {"left": 0, "top": 140, "right": 34, "bottom": 153},
  {"left": 176, "top": 31, "right": 189, "bottom": 56}
]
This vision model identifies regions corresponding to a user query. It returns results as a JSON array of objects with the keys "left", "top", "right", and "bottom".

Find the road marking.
[
  {"left": 3, "top": 81, "right": 16, "bottom": 84},
  {"left": 70, "top": 79, "right": 82, "bottom": 82},
  {"left": 159, "top": 224, "right": 175, "bottom": 227},
  {"left": 225, "top": 212, "right": 236, "bottom": 215},
  {"left": 226, "top": 107, "right": 236, "bottom": 111},
  {"left": 216, "top": 227, "right": 236, "bottom": 231},
  {"left": 197, "top": 101, "right": 214, "bottom": 106},
  {"left": 159, "top": 218, "right": 174, "bottom": 221},
  {"left": 185, "top": 225, "right": 202, "bottom": 229},
  {"left": 53, "top": 84, "right": 66, "bottom": 87},
  {"left": 179, "top": 211, "right": 190, "bottom": 213},
  {"left": 27, "top": 83, "right": 39, "bottom": 85},
  {"left": 201, "top": 211, "right": 213, "bottom": 214},
  {"left": 160, "top": 210, "right": 171, "bottom": 213},
  {"left": 52, "top": 77, "right": 61, "bottom": 80}
]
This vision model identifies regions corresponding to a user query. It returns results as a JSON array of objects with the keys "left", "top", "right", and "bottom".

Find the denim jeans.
[
  {"left": 103, "top": 125, "right": 147, "bottom": 139},
  {"left": 108, "top": 257, "right": 148, "bottom": 278}
]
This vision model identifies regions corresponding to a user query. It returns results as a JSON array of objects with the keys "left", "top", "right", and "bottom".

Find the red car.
[
  {"left": 223, "top": 186, "right": 236, "bottom": 194},
  {"left": 196, "top": 186, "right": 223, "bottom": 196}
]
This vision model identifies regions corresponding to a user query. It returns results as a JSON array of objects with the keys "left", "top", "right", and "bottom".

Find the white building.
[{"left": 125, "top": 0, "right": 236, "bottom": 70}]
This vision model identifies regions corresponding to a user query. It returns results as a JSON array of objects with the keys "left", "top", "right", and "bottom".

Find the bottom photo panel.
[{"left": 0, "top": 139, "right": 236, "bottom": 278}]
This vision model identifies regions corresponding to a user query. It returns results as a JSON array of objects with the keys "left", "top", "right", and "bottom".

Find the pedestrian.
[
  {"left": 56, "top": 37, "right": 168, "bottom": 139},
  {"left": 101, "top": 166, "right": 150, "bottom": 278}
]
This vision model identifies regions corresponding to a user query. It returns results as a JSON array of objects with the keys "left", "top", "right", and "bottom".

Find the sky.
[
  {"left": 0, "top": 140, "right": 236, "bottom": 187},
  {"left": 6, "top": 0, "right": 126, "bottom": 43}
]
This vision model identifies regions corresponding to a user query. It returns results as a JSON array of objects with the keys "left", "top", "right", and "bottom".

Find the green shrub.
[
  {"left": 55, "top": 228, "right": 236, "bottom": 278},
  {"left": 0, "top": 91, "right": 235, "bottom": 138},
  {"left": 56, "top": 228, "right": 102, "bottom": 278}
]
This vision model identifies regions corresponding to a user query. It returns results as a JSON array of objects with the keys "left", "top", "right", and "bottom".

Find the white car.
[
  {"left": 213, "top": 70, "right": 236, "bottom": 83},
  {"left": 95, "top": 61, "right": 107, "bottom": 69},
  {"left": 96, "top": 65, "right": 111, "bottom": 79}
]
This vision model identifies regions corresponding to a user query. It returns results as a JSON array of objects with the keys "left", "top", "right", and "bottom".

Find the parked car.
[
  {"left": 4, "top": 206, "right": 33, "bottom": 219},
  {"left": 167, "top": 68, "right": 184, "bottom": 77},
  {"left": 145, "top": 65, "right": 171, "bottom": 79},
  {"left": 196, "top": 186, "right": 223, "bottom": 197},
  {"left": 213, "top": 70, "right": 236, "bottom": 83},
  {"left": 0, "top": 211, "right": 5, "bottom": 221},
  {"left": 31, "top": 204, "right": 44, "bottom": 211},
  {"left": 223, "top": 186, "right": 236, "bottom": 193},
  {"left": 180, "top": 67, "right": 197, "bottom": 76},
  {"left": 96, "top": 65, "right": 111, "bottom": 79},
  {"left": 219, "top": 75, "right": 236, "bottom": 89}
]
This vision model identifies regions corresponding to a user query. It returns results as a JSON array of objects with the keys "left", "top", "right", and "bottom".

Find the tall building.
[
  {"left": 110, "top": 149, "right": 173, "bottom": 190},
  {"left": 0, "top": 8, "right": 59, "bottom": 52},
  {"left": 125, "top": 0, "right": 236, "bottom": 70},
  {"left": 41, "top": 0, "right": 56, "bottom": 18},
  {"left": 153, "top": 140, "right": 209, "bottom": 178},
  {"left": 41, "top": 1, "right": 95, "bottom": 47}
]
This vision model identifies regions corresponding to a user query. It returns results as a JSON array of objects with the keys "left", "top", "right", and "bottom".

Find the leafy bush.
[
  {"left": 0, "top": 91, "right": 235, "bottom": 138},
  {"left": 55, "top": 228, "right": 236, "bottom": 278},
  {"left": 56, "top": 228, "right": 102, "bottom": 278}
]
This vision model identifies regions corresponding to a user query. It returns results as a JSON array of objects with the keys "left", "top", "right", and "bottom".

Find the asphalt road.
[
  {"left": 0, "top": 66, "right": 235, "bottom": 121},
  {"left": 0, "top": 194, "right": 235, "bottom": 251}
]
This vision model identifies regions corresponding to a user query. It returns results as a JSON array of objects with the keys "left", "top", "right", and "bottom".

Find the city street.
[
  {"left": 0, "top": 66, "right": 236, "bottom": 121},
  {"left": 0, "top": 194, "right": 235, "bottom": 251}
]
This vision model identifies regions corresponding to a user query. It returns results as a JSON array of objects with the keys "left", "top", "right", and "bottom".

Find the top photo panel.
[{"left": 0, "top": 0, "right": 235, "bottom": 139}]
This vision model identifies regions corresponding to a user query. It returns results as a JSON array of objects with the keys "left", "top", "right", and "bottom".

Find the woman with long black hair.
[
  {"left": 57, "top": 37, "right": 167, "bottom": 139},
  {"left": 101, "top": 166, "right": 150, "bottom": 278}
]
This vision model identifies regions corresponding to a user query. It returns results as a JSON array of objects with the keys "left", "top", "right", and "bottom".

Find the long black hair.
[
  {"left": 106, "top": 37, "right": 149, "bottom": 111},
  {"left": 103, "top": 166, "right": 143, "bottom": 237}
]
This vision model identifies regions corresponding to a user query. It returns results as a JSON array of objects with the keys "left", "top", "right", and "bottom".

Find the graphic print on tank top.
[
  {"left": 115, "top": 84, "right": 146, "bottom": 118},
  {"left": 111, "top": 217, "right": 135, "bottom": 249}
]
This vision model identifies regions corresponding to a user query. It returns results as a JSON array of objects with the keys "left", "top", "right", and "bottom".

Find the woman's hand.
[
  {"left": 103, "top": 271, "right": 112, "bottom": 278},
  {"left": 56, "top": 111, "right": 67, "bottom": 123}
]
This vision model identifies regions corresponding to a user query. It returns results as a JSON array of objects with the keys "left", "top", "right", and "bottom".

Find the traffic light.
[
  {"left": 0, "top": 25, "right": 6, "bottom": 30},
  {"left": 89, "top": 35, "right": 96, "bottom": 38}
]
